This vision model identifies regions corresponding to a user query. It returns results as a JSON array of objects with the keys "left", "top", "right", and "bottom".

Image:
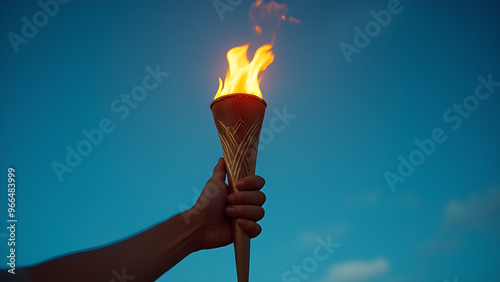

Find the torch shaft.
[
  {"left": 211, "top": 94, "right": 267, "bottom": 282},
  {"left": 225, "top": 164, "right": 252, "bottom": 282},
  {"left": 233, "top": 220, "right": 250, "bottom": 282},
  {"left": 232, "top": 185, "right": 251, "bottom": 282}
]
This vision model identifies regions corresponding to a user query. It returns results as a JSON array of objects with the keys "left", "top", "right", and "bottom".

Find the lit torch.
[{"left": 211, "top": 44, "right": 274, "bottom": 281}]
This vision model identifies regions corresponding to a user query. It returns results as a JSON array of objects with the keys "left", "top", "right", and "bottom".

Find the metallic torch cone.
[{"left": 210, "top": 93, "right": 267, "bottom": 282}]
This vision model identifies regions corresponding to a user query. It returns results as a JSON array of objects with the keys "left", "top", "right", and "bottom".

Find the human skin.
[{"left": 25, "top": 158, "right": 266, "bottom": 281}]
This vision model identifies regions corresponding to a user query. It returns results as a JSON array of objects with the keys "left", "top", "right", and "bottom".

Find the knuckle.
[
  {"left": 257, "top": 207, "right": 265, "bottom": 220},
  {"left": 259, "top": 192, "right": 266, "bottom": 204},
  {"left": 254, "top": 224, "right": 262, "bottom": 237}
]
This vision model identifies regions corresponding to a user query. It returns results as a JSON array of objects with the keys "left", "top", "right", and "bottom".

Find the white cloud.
[
  {"left": 420, "top": 187, "right": 500, "bottom": 255},
  {"left": 442, "top": 187, "right": 500, "bottom": 230},
  {"left": 323, "top": 257, "right": 389, "bottom": 282}
]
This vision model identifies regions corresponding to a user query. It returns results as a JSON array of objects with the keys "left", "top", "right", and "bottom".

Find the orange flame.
[
  {"left": 214, "top": 44, "right": 274, "bottom": 100},
  {"left": 255, "top": 25, "right": 262, "bottom": 35}
]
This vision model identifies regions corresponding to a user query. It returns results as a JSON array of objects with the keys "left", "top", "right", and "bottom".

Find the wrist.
[{"left": 181, "top": 208, "right": 204, "bottom": 252}]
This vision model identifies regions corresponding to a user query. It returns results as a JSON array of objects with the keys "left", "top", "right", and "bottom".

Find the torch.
[{"left": 211, "top": 44, "right": 274, "bottom": 281}]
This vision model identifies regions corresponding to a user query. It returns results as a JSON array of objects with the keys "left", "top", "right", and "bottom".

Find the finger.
[
  {"left": 211, "top": 157, "right": 226, "bottom": 186},
  {"left": 237, "top": 219, "right": 262, "bottom": 238},
  {"left": 227, "top": 191, "right": 266, "bottom": 206},
  {"left": 235, "top": 175, "right": 265, "bottom": 191},
  {"left": 225, "top": 205, "right": 265, "bottom": 221}
]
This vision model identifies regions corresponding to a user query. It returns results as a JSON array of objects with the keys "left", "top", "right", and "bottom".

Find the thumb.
[{"left": 211, "top": 157, "right": 226, "bottom": 185}]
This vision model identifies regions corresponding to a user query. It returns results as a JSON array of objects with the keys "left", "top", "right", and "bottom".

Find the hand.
[{"left": 186, "top": 157, "right": 266, "bottom": 251}]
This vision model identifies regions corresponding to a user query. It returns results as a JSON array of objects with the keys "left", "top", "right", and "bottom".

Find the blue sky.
[{"left": 1, "top": 0, "right": 500, "bottom": 281}]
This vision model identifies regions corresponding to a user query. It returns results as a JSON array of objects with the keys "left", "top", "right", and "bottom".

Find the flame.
[{"left": 214, "top": 44, "right": 274, "bottom": 100}]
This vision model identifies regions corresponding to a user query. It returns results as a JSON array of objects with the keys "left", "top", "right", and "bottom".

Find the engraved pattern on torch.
[{"left": 215, "top": 118, "right": 263, "bottom": 192}]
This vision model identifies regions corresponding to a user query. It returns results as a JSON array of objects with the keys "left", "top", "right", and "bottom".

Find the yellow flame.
[{"left": 214, "top": 44, "right": 274, "bottom": 100}]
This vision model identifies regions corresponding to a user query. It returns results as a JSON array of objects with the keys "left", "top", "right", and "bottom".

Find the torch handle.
[
  {"left": 233, "top": 217, "right": 250, "bottom": 282},
  {"left": 229, "top": 178, "right": 251, "bottom": 282}
]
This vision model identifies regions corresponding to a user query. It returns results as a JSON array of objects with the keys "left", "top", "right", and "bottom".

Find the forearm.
[{"left": 27, "top": 211, "right": 201, "bottom": 282}]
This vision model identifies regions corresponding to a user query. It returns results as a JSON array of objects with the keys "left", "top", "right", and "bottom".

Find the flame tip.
[{"left": 214, "top": 43, "right": 274, "bottom": 100}]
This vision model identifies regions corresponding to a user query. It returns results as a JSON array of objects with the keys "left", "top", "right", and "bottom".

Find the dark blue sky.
[{"left": 1, "top": 1, "right": 500, "bottom": 281}]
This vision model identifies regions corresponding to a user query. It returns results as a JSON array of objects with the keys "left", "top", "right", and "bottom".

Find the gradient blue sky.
[{"left": 1, "top": 0, "right": 500, "bottom": 281}]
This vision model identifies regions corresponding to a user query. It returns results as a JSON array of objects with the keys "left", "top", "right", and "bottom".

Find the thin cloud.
[
  {"left": 323, "top": 257, "right": 389, "bottom": 281},
  {"left": 442, "top": 187, "right": 500, "bottom": 231},
  {"left": 298, "top": 224, "right": 348, "bottom": 247}
]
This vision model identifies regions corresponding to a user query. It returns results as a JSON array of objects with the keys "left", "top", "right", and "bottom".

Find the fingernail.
[
  {"left": 226, "top": 207, "right": 235, "bottom": 215},
  {"left": 238, "top": 218, "right": 247, "bottom": 226},
  {"left": 227, "top": 194, "right": 235, "bottom": 203},
  {"left": 236, "top": 180, "right": 244, "bottom": 188}
]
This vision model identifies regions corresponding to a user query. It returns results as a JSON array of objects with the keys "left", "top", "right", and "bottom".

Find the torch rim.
[{"left": 210, "top": 93, "right": 267, "bottom": 109}]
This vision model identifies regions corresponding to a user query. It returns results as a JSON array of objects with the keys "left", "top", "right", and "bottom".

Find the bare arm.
[
  {"left": 23, "top": 158, "right": 265, "bottom": 281},
  {"left": 27, "top": 212, "right": 200, "bottom": 282}
]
